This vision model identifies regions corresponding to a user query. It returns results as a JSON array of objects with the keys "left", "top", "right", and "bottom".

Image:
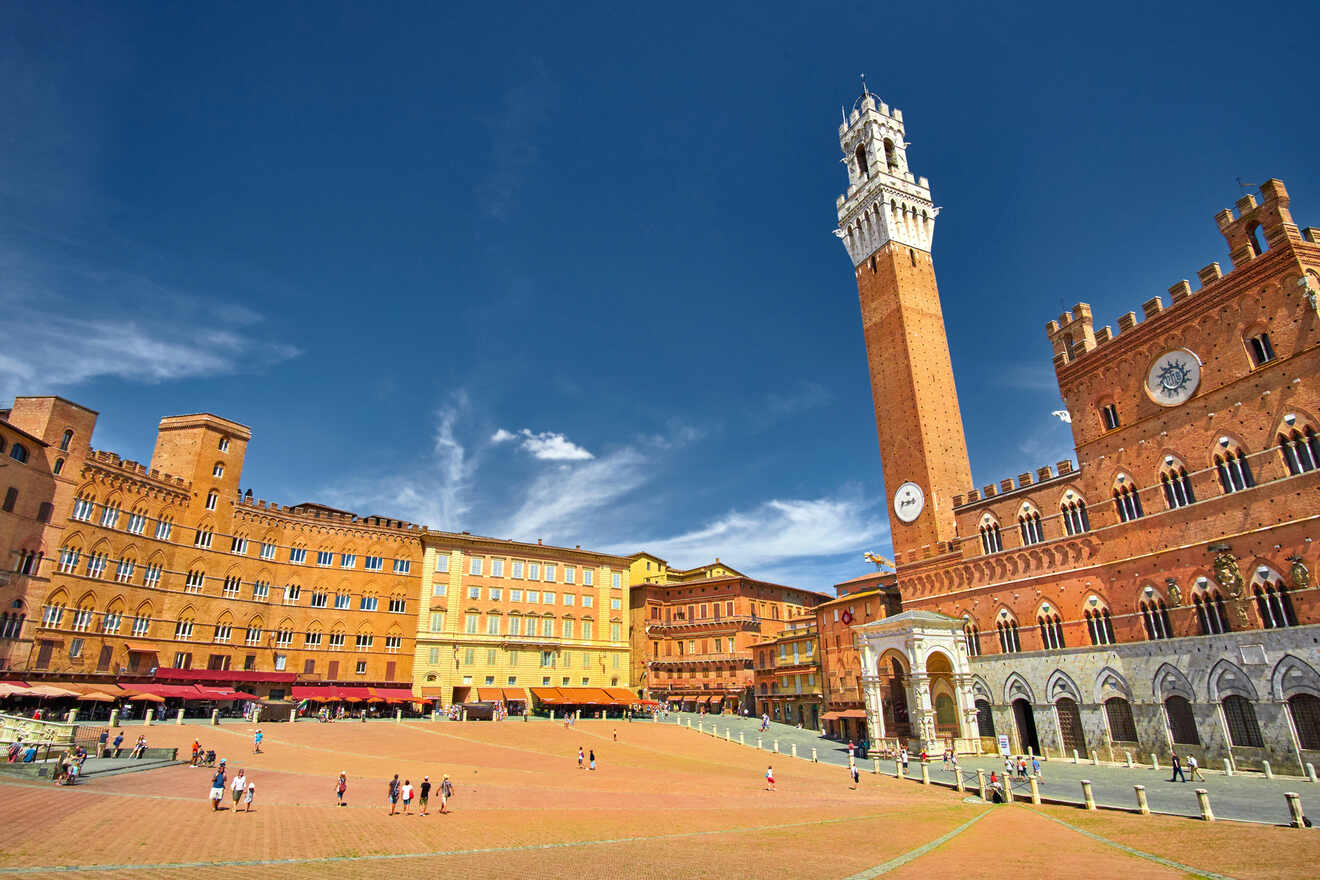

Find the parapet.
[
  {"left": 1045, "top": 179, "right": 1309, "bottom": 370},
  {"left": 954, "top": 460, "right": 1075, "bottom": 509}
]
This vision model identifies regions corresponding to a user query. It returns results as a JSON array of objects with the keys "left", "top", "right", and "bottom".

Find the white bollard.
[
  {"left": 1150, "top": 753, "right": 1159, "bottom": 772},
  {"left": 1081, "top": 779, "right": 1096, "bottom": 810},
  {"left": 1196, "top": 788, "right": 1215, "bottom": 821},
  {"left": 872, "top": 757, "right": 881, "bottom": 775},
  {"left": 791, "top": 744, "right": 798, "bottom": 759},
  {"left": 1262, "top": 760, "right": 1273, "bottom": 780},
  {"left": 757, "top": 737, "right": 763, "bottom": 750},
  {"left": 395, "top": 708, "right": 402, "bottom": 724},
  {"left": 1222, "top": 757, "right": 1233, "bottom": 777},
  {"left": 1090, "top": 752, "right": 1099, "bottom": 766},
  {"left": 1125, "top": 751, "right": 1133, "bottom": 768},
  {"left": 1029, "top": 775, "right": 1040, "bottom": 804},
  {"left": 921, "top": 762, "right": 930, "bottom": 785},
  {"left": 144, "top": 709, "right": 154, "bottom": 727},
  {"left": 211, "top": 709, "right": 219, "bottom": 726},
  {"left": 773, "top": 740, "right": 779, "bottom": 754},
  {"left": 811, "top": 747, "right": 817, "bottom": 763},
  {"left": 176, "top": 708, "right": 185, "bottom": 725},
  {"left": 740, "top": 731, "right": 745, "bottom": 746},
  {"left": 289, "top": 708, "right": 297, "bottom": 723},
  {"left": 1285, "top": 792, "right": 1304, "bottom": 827},
  {"left": 1135, "top": 784, "right": 1149, "bottom": 815},
  {"left": 109, "top": 709, "right": 119, "bottom": 728},
  {"left": 1306, "top": 763, "right": 1317, "bottom": 783},
  {"left": 1072, "top": 749, "right": 1079, "bottom": 764},
  {"left": 976, "top": 768, "right": 987, "bottom": 800}
]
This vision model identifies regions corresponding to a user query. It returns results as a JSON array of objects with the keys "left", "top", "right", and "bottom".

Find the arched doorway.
[
  {"left": 975, "top": 699, "right": 996, "bottom": 738},
  {"left": 1012, "top": 698, "right": 1039, "bottom": 755},
  {"left": 926, "top": 651, "right": 958, "bottom": 740},
  {"left": 879, "top": 654, "right": 911, "bottom": 739},
  {"left": 1056, "top": 697, "right": 1088, "bottom": 757}
]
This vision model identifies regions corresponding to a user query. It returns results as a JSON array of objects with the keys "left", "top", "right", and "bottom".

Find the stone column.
[
  {"left": 906, "top": 673, "right": 937, "bottom": 753},
  {"left": 859, "top": 673, "right": 886, "bottom": 746}
]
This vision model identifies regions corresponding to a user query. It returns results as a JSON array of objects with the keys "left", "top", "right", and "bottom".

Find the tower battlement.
[{"left": 1045, "top": 178, "right": 1320, "bottom": 370}]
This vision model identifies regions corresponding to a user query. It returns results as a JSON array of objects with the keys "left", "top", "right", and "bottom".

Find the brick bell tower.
[{"left": 835, "top": 85, "right": 973, "bottom": 557}]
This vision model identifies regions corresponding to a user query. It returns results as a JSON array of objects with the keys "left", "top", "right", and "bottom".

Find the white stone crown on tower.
[{"left": 834, "top": 89, "right": 937, "bottom": 266}]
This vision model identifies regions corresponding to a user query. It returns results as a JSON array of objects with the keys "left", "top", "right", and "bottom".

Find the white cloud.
[
  {"left": 322, "top": 393, "right": 474, "bottom": 530},
  {"left": 491, "top": 428, "right": 594, "bottom": 461},
  {"left": 500, "top": 447, "right": 648, "bottom": 541},
  {"left": 613, "top": 492, "right": 889, "bottom": 587}
]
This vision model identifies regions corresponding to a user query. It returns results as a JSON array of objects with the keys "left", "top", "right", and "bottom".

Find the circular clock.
[
  {"left": 1145, "top": 348, "right": 1202, "bottom": 406},
  {"left": 893, "top": 481, "right": 925, "bottom": 523}
]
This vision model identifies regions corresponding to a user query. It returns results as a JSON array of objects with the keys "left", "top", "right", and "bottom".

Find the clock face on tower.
[
  {"left": 893, "top": 481, "right": 925, "bottom": 523},
  {"left": 1145, "top": 348, "right": 1202, "bottom": 406}
]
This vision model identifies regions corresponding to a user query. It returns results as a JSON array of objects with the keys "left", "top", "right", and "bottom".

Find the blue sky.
[{"left": 3, "top": 1, "right": 1317, "bottom": 591}]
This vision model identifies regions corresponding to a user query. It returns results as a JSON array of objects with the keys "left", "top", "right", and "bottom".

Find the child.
[
  {"left": 243, "top": 781, "right": 255, "bottom": 812},
  {"left": 765, "top": 765, "right": 775, "bottom": 791},
  {"left": 336, "top": 772, "right": 348, "bottom": 806},
  {"left": 577, "top": 747, "right": 584, "bottom": 770}
]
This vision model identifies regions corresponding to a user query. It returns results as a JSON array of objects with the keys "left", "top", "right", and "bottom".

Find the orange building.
[
  {"left": 1, "top": 397, "right": 423, "bottom": 696},
  {"left": 814, "top": 571, "right": 899, "bottom": 741},
  {"left": 629, "top": 555, "right": 829, "bottom": 713},
  {"left": 836, "top": 84, "right": 1320, "bottom": 770}
]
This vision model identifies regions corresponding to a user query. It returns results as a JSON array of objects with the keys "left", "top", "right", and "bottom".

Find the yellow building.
[
  {"left": 413, "top": 533, "right": 633, "bottom": 709},
  {"left": 752, "top": 615, "right": 823, "bottom": 729}
]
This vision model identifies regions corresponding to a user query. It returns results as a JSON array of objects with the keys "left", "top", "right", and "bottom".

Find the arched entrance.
[
  {"left": 926, "top": 651, "right": 959, "bottom": 740},
  {"left": 1055, "top": 697, "right": 1088, "bottom": 757},
  {"left": 975, "top": 699, "right": 996, "bottom": 738},
  {"left": 879, "top": 654, "right": 911, "bottom": 740},
  {"left": 1012, "top": 698, "right": 1040, "bottom": 755}
]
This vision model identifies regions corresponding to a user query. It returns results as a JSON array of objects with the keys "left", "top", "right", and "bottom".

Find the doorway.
[
  {"left": 1056, "top": 697, "right": 1088, "bottom": 758},
  {"left": 1012, "top": 698, "right": 1040, "bottom": 755}
]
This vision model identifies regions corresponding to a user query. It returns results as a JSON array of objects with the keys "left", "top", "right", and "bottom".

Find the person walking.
[
  {"left": 419, "top": 776, "right": 431, "bottom": 816},
  {"left": 336, "top": 772, "right": 348, "bottom": 806},
  {"left": 242, "top": 781, "right": 255, "bottom": 812},
  {"left": 111, "top": 732, "right": 124, "bottom": 758},
  {"left": 1031, "top": 755, "right": 1042, "bottom": 778},
  {"left": 97, "top": 730, "right": 109, "bottom": 759},
  {"left": 252, "top": 729, "right": 263, "bottom": 754},
  {"left": 387, "top": 774, "right": 401, "bottom": 815},
  {"left": 209, "top": 765, "right": 227, "bottom": 811},
  {"left": 900, "top": 748, "right": 909, "bottom": 773},
  {"left": 401, "top": 779, "right": 414, "bottom": 814},
  {"left": 439, "top": 774, "right": 453, "bottom": 814},
  {"left": 1170, "top": 751, "right": 1187, "bottom": 783},
  {"left": 765, "top": 765, "right": 776, "bottom": 792},
  {"left": 577, "top": 747, "right": 585, "bottom": 770},
  {"left": 848, "top": 740, "right": 856, "bottom": 761},
  {"left": 589, "top": 749, "right": 596, "bottom": 771},
  {"left": 1187, "top": 754, "right": 1204, "bottom": 782},
  {"left": 231, "top": 768, "right": 247, "bottom": 813},
  {"left": 849, "top": 760, "right": 860, "bottom": 790},
  {"left": 613, "top": 729, "right": 618, "bottom": 742}
]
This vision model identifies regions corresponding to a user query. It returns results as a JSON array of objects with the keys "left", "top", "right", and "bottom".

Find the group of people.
[
  {"left": 189, "top": 740, "right": 220, "bottom": 766},
  {"left": 1168, "top": 751, "right": 1205, "bottom": 782},
  {"left": 206, "top": 760, "right": 256, "bottom": 812},
  {"left": 385, "top": 773, "right": 453, "bottom": 815},
  {"left": 576, "top": 746, "right": 597, "bottom": 770},
  {"left": 1003, "top": 754, "right": 1042, "bottom": 779}
]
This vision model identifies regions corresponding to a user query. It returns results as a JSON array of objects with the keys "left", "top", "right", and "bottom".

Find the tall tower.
[{"left": 835, "top": 87, "right": 972, "bottom": 557}]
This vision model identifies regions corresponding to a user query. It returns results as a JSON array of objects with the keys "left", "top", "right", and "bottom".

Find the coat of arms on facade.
[
  {"left": 1164, "top": 577, "right": 1183, "bottom": 607},
  {"left": 1209, "top": 544, "right": 1244, "bottom": 598},
  {"left": 1287, "top": 554, "right": 1311, "bottom": 590}
]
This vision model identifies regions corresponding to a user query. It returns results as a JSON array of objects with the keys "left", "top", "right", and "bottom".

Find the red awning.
[
  {"left": 529, "top": 687, "right": 563, "bottom": 704},
  {"left": 501, "top": 687, "right": 528, "bottom": 703},
  {"left": 154, "top": 668, "right": 297, "bottom": 683},
  {"left": 369, "top": 687, "right": 416, "bottom": 703},
  {"left": 128, "top": 684, "right": 206, "bottom": 699}
]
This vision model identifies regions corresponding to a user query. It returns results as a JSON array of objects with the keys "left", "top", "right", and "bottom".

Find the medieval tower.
[{"left": 835, "top": 86, "right": 973, "bottom": 557}]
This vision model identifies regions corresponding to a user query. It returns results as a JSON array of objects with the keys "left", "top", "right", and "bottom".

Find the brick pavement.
[{"left": 0, "top": 716, "right": 1313, "bottom": 878}]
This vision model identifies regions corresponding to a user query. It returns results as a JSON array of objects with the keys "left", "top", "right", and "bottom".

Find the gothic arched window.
[
  {"left": 1159, "top": 457, "right": 1195, "bottom": 510},
  {"left": 1279, "top": 425, "right": 1320, "bottom": 475},
  {"left": 854, "top": 144, "right": 869, "bottom": 177},
  {"left": 1112, "top": 476, "right": 1144, "bottom": 523}
]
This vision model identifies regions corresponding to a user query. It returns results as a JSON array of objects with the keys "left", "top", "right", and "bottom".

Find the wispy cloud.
[
  {"left": 477, "top": 58, "right": 559, "bottom": 220},
  {"left": 322, "top": 392, "right": 475, "bottom": 530},
  {"left": 491, "top": 427, "right": 594, "bottom": 461},
  {"left": 999, "top": 362, "right": 1059, "bottom": 393},
  {"left": 500, "top": 447, "right": 650, "bottom": 542},
  {"left": 613, "top": 491, "right": 888, "bottom": 587}
]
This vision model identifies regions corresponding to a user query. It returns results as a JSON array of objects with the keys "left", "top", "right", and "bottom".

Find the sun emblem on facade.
[{"left": 1156, "top": 358, "right": 1192, "bottom": 397}]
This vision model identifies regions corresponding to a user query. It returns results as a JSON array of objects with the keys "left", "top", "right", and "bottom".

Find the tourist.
[
  {"left": 253, "top": 729, "right": 263, "bottom": 754},
  {"left": 1170, "top": 751, "right": 1187, "bottom": 783},
  {"left": 66, "top": 758, "right": 80, "bottom": 786},
  {"left": 243, "top": 781, "right": 255, "bottom": 812},
  {"left": 419, "top": 776, "right": 431, "bottom": 815},
  {"left": 336, "top": 772, "right": 348, "bottom": 806},
  {"left": 1031, "top": 755, "right": 1041, "bottom": 778},
  {"left": 1187, "top": 754, "right": 1204, "bottom": 781},
  {"left": 589, "top": 749, "right": 596, "bottom": 771},
  {"left": 577, "top": 747, "right": 585, "bottom": 770},
  {"left": 765, "top": 765, "right": 776, "bottom": 792},
  {"left": 387, "top": 774, "right": 400, "bottom": 815},
  {"left": 231, "top": 768, "right": 247, "bottom": 813},
  {"left": 111, "top": 733, "right": 123, "bottom": 758},
  {"left": 951, "top": 752, "right": 960, "bottom": 777},
  {"left": 1017, "top": 756, "right": 1028, "bottom": 778},
  {"left": 848, "top": 740, "right": 856, "bottom": 760},
  {"left": 439, "top": 774, "right": 453, "bottom": 813},
  {"left": 97, "top": 730, "right": 109, "bottom": 758},
  {"left": 849, "top": 760, "right": 860, "bottom": 790},
  {"left": 941, "top": 748, "right": 950, "bottom": 769},
  {"left": 613, "top": 729, "right": 617, "bottom": 742},
  {"left": 209, "top": 765, "right": 227, "bottom": 811},
  {"left": 401, "top": 779, "right": 414, "bottom": 814},
  {"left": 920, "top": 749, "right": 928, "bottom": 765},
  {"left": 131, "top": 735, "right": 147, "bottom": 759},
  {"left": 988, "top": 771, "right": 1004, "bottom": 803},
  {"left": 900, "top": 747, "right": 909, "bottom": 773},
  {"left": 191, "top": 740, "right": 201, "bottom": 765},
  {"left": 6, "top": 737, "right": 21, "bottom": 763}
]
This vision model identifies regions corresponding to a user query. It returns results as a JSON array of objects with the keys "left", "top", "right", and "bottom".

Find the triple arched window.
[
  {"left": 1112, "top": 476, "right": 1144, "bottom": 523},
  {"left": 1159, "top": 458, "right": 1195, "bottom": 510},
  {"left": 979, "top": 518, "right": 1003, "bottom": 555},
  {"left": 963, "top": 621, "right": 981, "bottom": 657},
  {"left": 1084, "top": 607, "right": 1115, "bottom": 645},
  {"left": 1060, "top": 497, "right": 1090, "bottom": 535},
  {"left": 1139, "top": 597, "right": 1172, "bottom": 640},
  {"left": 1254, "top": 577, "right": 1297, "bottom": 629},
  {"left": 996, "top": 618, "right": 1021, "bottom": 653},
  {"left": 1193, "top": 588, "right": 1230, "bottom": 635},
  {"left": 1018, "top": 507, "right": 1044, "bottom": 546},
  {"left": 1037, "top": 612, "right": 1065, "bottom": 650},
  {"left": 1213, "top": 438, "right": 1254, "bottom": 493},
  {"left": 1279, "top": 424, "right": 1320, "bottom": 475}
]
